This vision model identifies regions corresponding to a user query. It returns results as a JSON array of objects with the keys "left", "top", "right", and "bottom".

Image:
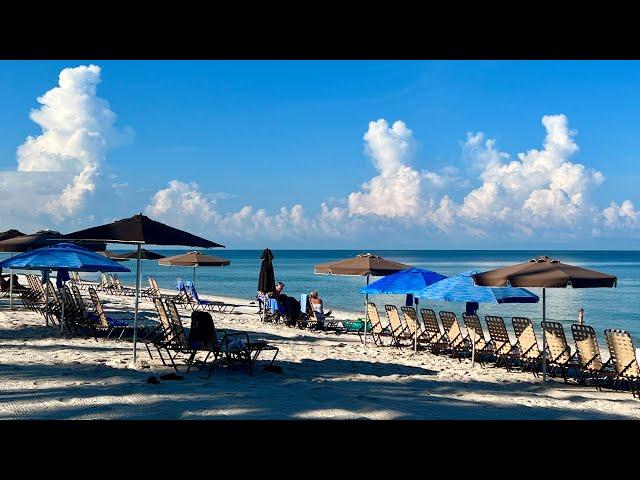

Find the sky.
[{"left": 0, "top": 60, "right": 639, "bottom": 249}]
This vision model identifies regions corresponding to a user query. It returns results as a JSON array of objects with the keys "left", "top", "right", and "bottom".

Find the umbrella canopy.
[
  {"left": 100, "top": 250, "right": 130, "bottom": 261},
  {"left": 0, "top": 243, "right": 131, "bottom": 273},
  {"left": 0, "top": 230, "right": 106, "bottom": 252},
  {"left": 63, "top": 213, "right": 223, "bottom": 247},
  {"left": 360, "top": 267, "right": 447, "bottom": 295},
  {"left": 314, "top": 253, "right": 409, "bottom": 276},
  {"left": 471, "top": 256, "right": 618, "bottom": 288},
  {"left": 258, "top": 248, "right": 276, "bottom": 293},
  {"left": 158, "top": 251, "right": 229, "bottom": 267},
  {"left": 120, "top": 248, "right": 165, "bottom": 260},
  {"left": 415, "top": 270, "right": 539, "bottom": 304},
  {"left": 0, "top": 229, "right": 25, "bottom": 242}
]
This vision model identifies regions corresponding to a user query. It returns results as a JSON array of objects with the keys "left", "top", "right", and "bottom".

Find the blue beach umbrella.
[
  {"left": 414, "top": 270, "right": 538, "bottom": 365},
  {"left": 0, "top": 243, "right": 130, "bottom": 332},
  {"left": 360, "top": 267, "right": 448, "bottom": 352}
]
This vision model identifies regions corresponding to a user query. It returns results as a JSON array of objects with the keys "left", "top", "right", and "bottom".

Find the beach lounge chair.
[
  {"left": 364, "top": 303, "right": 388, "bottom": 346},
  {"left": 541, "top": 321, "right": 580, "bottom": 383},
  {"left": 184, "top": 281, "right": 224, "bottom": 311},
  {"left": 462, "top": 313, "right": 494, "bottom": 365},
  {"left": 485, "top": 316, "right": 520, "bottom": 371},
  {"left": 60, "top": 285, "right": 99, "bottom": 340},
  {"left": 439, "top": 311, "right": 472, "bottom": 361},
  {"left": 400, "top": 306, "right": 431, "bottom": 349},
  {"left": 511, "top": 317, "right": 543, "bottom": 375},
  {"left": 419, "top": 308, "right": 449, "bottom": 354},
  {"left": 571, "top": 324, "right": 616, "bottom": 390},
  {"left": 144, "top": 297, "right": 181, "bottom": 363},
  {"left": 604, "top": 329, "right": 640, "bottom": 398},
  {"left": 87, "top": 287, "right": 142, "bottom": 340},
  {"left": 384, "top": 304, "right": 412, "bottom": 349}
]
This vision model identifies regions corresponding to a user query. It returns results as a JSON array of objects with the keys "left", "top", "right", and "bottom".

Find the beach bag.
[{"left": 189, "top": 311, "right": 216, "bottom": 348}]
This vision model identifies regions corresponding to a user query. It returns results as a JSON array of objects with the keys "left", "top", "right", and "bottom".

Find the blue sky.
[{"left": 0, "top": 60, "right": 639, "bottom": 248}]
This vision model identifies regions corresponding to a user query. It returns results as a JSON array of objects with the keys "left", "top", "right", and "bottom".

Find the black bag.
[
  {"left": 280, "top": 295, "right": 301, "bottom": 325},
  {"left": 189, "top": 310, "right": 216, "bottom": 348}
]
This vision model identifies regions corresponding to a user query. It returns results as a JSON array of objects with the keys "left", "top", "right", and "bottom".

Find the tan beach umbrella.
[
  {"left": 159, "top": 251, "right": 230, "bottom": 283},
  {"left": 314, "top": 253, "right": 410, "bottom": 346},
  {"left": 472, "top": 256, "right": 617, "bottom": 381}
]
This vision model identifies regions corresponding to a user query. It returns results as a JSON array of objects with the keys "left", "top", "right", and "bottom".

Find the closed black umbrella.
[
  {"left": 64, "top": 213, "right": 223, "bottom": 363},
  {"left": 258, "top": 248, "right": 276, "bottom": 293}
]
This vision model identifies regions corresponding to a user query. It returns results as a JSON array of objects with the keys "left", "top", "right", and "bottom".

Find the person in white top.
[
  {"left": 578, "top": 307, "right": 584, "bottom": 325},
  {"left": 310, "top": 290, "right": 325, "bottom": 320}
]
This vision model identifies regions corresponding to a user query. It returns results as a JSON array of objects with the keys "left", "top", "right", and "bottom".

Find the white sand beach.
[{"left": 1, "top": 282, "right": 639, "bottom": 420}]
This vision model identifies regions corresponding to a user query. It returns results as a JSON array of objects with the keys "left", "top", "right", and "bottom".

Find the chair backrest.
[
  {"left": 571, "top": 324, "right": 603, "bottom": 371},
  {"left": 47, "top": 280, "right": 61, "bottom": 307},
  {"left": 541, "top": 321, "right": 572, "bottom": 364},
  {"left": 420, "top": 308, "right": 442, "bottom": 337},
  {"left": 384, "top": 305, "right": 404, "bottom": 335},
  {"left": 401, "top": 306, "right": 420, "bottom": 335},
  {"left": 88, "top": 287, "right": 109, "bottom": 329},
  {"left": 300, "top": 294, "right": 309, "bottom": 315},
  {"left": 152, "top": 297, "right": 172, "bottom": 332},
  {"left": 186, "top": 281, "right": 200, "bottom": 302},
  {"left": 366, "top": 303, "right": 384, "bottom": 334},
  {"left": 439, "top": 311, "right": 464, "bottom": 347},
  {"left": 148, "top": 277, "right": 157, "bottom": 295},
  {"left": 100, "top": 272, "right": 109, "bottom": 288},
  {"left": 71, "top": 285, "right": 87, "bottom": 315},
  {"left": 462, "top": 313, "right": 489, "bottom": 350},
  {"left": 512, "top": 317, "right": 540, "bottom": 359},
  {"left": 605, "top": 329, "right": 640, "bottom": 378},
  {"left": 165, "top": 299, "right": 190, "bottom": 349},
  {"left": 485, "top": 316, "right": 512, "bottom": 355}
]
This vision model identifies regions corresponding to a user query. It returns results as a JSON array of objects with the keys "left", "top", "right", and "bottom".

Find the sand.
[{"left": 0, "top": 281, "right": 639, "bottom": 419}]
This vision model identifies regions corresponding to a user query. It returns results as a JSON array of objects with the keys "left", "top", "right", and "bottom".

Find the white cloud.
[
  {"left": 12, "top": 64, "right": 131, "bottom": 221},
  {"left": 601, "top": 200, "right": 640, "bottom": 230}
]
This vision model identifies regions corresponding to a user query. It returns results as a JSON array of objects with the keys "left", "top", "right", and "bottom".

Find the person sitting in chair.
[{"left": 309, "top": 289, "right": 332, "bottom": 326}]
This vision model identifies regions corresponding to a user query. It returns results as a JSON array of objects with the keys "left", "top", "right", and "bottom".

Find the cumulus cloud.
[
  {"left": 601, "top": 200, "right": 640, "bottom": 230},
  {"left": 13, "top": 64, "right": 130, "bottom": 220}
]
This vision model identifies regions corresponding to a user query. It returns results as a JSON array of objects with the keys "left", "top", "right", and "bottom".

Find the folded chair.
[
  {"left": 87, "top": 287, "right": 142, "bottom": 340},
  {"left": 439, "top": 311, "right": 472, "bottom": 361},
  {"left": 462, "top": 313, "right": 494, "bottom": 365},
  {"left": 384, "top": 304, "right": 412, "bottom": 350},
  {"left": 571, "top": 324, "right": 616, "bottom": 390},
  {"left": 419, "top": 308, "right": 449, "bottom": 354},
  {"left": 485, "top": 316, "right": 520, "bottom": 371},
  {"left": 541, "top": 321, "right": 580, "bottom": 383},
  {"left": 604, "top": 329, "right": 640, "bottom": 398},
  {"left": 511, "top": 317, "right": 543, "bottom": 375}
]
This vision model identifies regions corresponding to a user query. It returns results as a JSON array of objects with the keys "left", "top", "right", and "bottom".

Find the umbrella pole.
[
  {"left": 60, "top": 287, "right": 65, "bottom": 334},
  {"left": 9, "top": 268, "right": 13, "bottom": 310},
  {"left": 133, "top": 244, "right": 141, "bottom": 364},
  {"left": 44, "top": 271, "right": 49, "bottom": 326},
  {"left": 414, "top": 297, "right": 418, "bottom": 354},
  {"left": 193, "top": 266, "right": 195, "bottom": 285},
  {"left": 364, "top": 274, "right": 369, "bottom": 347},
  {"left": 542, "top": 288, "right": 547, "bottom": 382}
]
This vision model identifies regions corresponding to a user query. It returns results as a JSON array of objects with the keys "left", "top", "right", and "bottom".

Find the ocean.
[{"left": 2, "top": 249, "right": 638, "bottom": 342}]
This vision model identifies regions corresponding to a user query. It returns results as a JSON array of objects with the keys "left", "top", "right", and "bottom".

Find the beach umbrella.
[
  {"left": 63, "top": 213, "right": 223, "bottom": 363},
  {"left": 0, "top": 229, "right": 25, "bottom": 242},
  {"left": 0, "top": 231, "right": 105, "bottom": 310},
  {"left": 0, "top": 230, "right": 106, "bottom": 252},
  {"left": 257, "top": 249, "right": 276, "bottom": 322},
  {"left": 100, "top": 250, "right": 131, "bottom": 261},
  {"left": 159, "top": 251, "right": 230, "bottom": 283},
  {"left": 472, "top": 256, "right": 617, "bottom": 381},
  {"left": 0, "top": 243, "right": 130, "bottom": 332},
  {"left": 415, "top": 270, "right": 539, "bottom": 366},
  {"left": 314, "top": 253, "right": 410, "bottom": 346},
  {"left": 360, "top": 267, "right": 447, "bottom": 352},
  {"left": 120, "top": 248, "right": 165, "bottom": 260}
]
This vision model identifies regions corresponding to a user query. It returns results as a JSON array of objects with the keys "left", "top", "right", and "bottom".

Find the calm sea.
[{"left": 2, "top": 250, "right": 638, "bottom": 341}]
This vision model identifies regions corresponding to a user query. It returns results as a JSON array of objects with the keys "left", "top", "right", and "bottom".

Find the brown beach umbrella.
[
  {"left": 64, "top": 213, "right": 223, "bottom": 363},
  {"left": 120, "top": 248, "right": 165, "bottom": 260},
  {"left": 0, "top": 230, "right": 106, "bottom": 252},
  {"left": 99, "top": 250, "right": 130, "bottom": 261},
  {"left": 472, "top": 256, "right": 617, "bottom": 381},
  {"left": 314, "top": 253, "right": 410, "bottom": 345},
  {"left": 0, "top": 229, "right": 25, "bottom": 242},
  {"left": 159, "top": 251, "right": 230, "bottom": 283}
]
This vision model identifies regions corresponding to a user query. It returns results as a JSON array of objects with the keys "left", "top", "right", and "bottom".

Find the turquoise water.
[{"left": 2, "top": 249, "right": 638, "bottom": 342}]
